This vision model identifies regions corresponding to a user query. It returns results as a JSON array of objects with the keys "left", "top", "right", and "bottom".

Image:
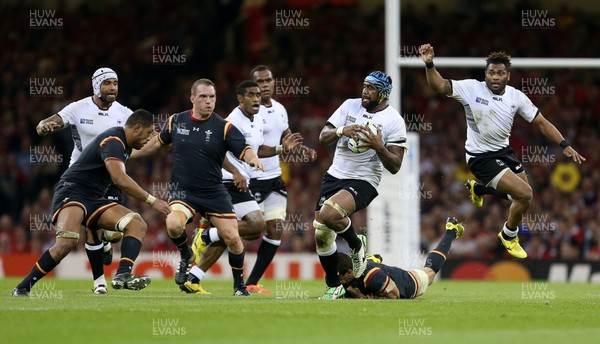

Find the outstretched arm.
[
  {"left": 130, "top": 135, "right": 167, "bottom": 159},
  {"left": 419, "top": 43, "right": 452, "bottom": 95},
  {"left": 105, "top": 159, "right": 170, "bottom": 215},
  {"left": 241, "top": 148, "right": 265, "bottom": 172},
  {"left": 36, "top": 114, "right": 66, "bottom": 136},
  {"left": 532, "top": 113, "right": 585, "bottom": 164},
  {"left": 223, "top": 157, "right": 247, "bottom": 192}
]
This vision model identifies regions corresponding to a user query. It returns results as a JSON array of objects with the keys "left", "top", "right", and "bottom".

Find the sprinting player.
[
  {"left": 185, "top": 80, "right": 302, "bottom": 295},
  {"left": 133, "top": 79, "right": 264, "bottom": 296},
  {"left": 419, "top": 44, "right": 585, "bottom": 258},
  {"left": 242, "top": 65, "right": 317, "bottom": 294},
  {"left": 12, "top": 109, "right": 169, "bottom": 296},
  {"left": 314, "top": 71, "right": 408, "bottom": 299},
  {"left": 35, "top": 67, "right": 132, "bottom": 294},
  {"left": 338, "top": 217, "right": 464, "bottom": 299}
]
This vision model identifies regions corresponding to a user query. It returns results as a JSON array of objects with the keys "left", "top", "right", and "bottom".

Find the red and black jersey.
[
  {"left": 59, "top": 126, "right": 131, "bottom": 198},
  {"left": 159, "top": 110, "right": 249, "bottom": 191},
  {"left": 350, "top": 260, "right": 418, "bottom": 299}
]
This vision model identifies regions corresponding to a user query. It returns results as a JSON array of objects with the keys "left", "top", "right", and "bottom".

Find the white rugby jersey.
[
  {"left": 222, "top": 107, "right": 264, "bottom": 182},
  {"left": 251, "top": 99, "right": 289, "bottom": 180},
  {"left": 449, "top": 79, "right": 538, "bottom": 154},
  {"left": 58, "top": 96, "right": 132, "bottom": 166},
  {"left": 326, "top": 98, "right": 407, "bottom": 188}
]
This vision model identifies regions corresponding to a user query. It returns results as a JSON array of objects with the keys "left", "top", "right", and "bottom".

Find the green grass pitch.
[{"left": 1, "top": 278, "right": 599, "bottom": 344}]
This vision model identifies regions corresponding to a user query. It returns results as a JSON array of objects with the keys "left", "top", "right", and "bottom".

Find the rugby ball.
[{"left": 347, "top": 121, "right": 378, "bottom": 153}]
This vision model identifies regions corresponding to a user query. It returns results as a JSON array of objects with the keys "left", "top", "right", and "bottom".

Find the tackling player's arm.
[
  {"left": 319, "top": 122, "right": 365, "bottom": 146},
  {"left": 531, "top": 112, "right": 585, "bottom": 164},
  {"left": 345, "top": 285, "right": 372, "bottom": 299},
  {"left": 105, "top": 159, "right": 170, "bottom": 215},
  {"left": 36, "top": 114, "right": 65, "bottom": 136},
  {"left": 129, "top": 134, "right": 168, "bottom": 159},
  {"left": 419, "top": 43, "right": 452, "bottom": 96},
  {"left": 223, "top": 157, "right": 247, "bottom": 192}
]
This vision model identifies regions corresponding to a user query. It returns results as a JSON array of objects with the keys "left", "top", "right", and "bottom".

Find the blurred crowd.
[{"left": 0, "top": 0, "right": 598, "bottom": 261}]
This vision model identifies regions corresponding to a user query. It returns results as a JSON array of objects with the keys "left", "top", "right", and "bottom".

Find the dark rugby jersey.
[
  {"left": 350, "top": 260, "right": 417, "bottom": 299},
  {"left": 59, "top": 126, "right": 131, "bottom": 198},
  {"left": 158, "top": 110, "right": 249, "bottom": 191}
]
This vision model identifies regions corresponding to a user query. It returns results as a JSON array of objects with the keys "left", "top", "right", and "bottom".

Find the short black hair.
[
  {"left": 486, "top": 51, "right": 512, "bottom": 70},
  {"left": 250, "top": 65, "right": 271, "bottom": 77},
  {"left": 191, "top": 78, "right": 215, "bottom": 95},
  {"left": 337, "top": 252, "right": 353, "bottom": 276},
  {"left": 237, "top": 80, "right": 259, "bottom": 96},
  {"left": 125, "top": 109, "right": 154, "bottom": 128}
]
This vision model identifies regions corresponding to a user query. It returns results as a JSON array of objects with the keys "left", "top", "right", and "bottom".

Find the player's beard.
[{"left": 362, "top": 98, "right": 379, "bottom": 111}]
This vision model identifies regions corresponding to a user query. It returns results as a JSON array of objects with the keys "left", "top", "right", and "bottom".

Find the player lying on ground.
[{"left": 337, "top": 217, "right": 464, "bottom": 299}]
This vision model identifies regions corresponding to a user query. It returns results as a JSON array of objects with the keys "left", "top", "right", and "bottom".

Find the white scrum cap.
[{"left": 91, "top": 67, "right": 118, "bottom": 98}]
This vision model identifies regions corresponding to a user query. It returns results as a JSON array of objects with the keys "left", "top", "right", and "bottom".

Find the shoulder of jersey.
[
  {"left": 270, "top": 98, "right": 287, "bottom": 111},
  {"left": 225, "top": 107, "right": 243, "bottom": 121},
  {"left": 111, "top": 101, "right": 132, "bottom": 112}
]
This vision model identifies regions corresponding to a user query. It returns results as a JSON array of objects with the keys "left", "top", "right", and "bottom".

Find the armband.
[
  {"left": 559, "top": 140, "right": 570, "bottom": 149},
  {"left": 336, "top": 126, "right": 345, "bottom": 138},
  {"left": 425, "top": 61, "right": 434, "bottom": 69}
]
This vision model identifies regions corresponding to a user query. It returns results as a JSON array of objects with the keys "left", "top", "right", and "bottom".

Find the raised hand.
[{"left": 419, "top": 43, "right": 435, "bottom": 63}]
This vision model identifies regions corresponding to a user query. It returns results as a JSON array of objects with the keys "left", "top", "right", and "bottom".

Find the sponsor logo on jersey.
[
  {"left": 475, "top": 97, "right": 489, "bottom": 106},
  {"left": 492, "top": 96, "right": 502, "bottom": 101},
  {"left": 496, "top": 159, "right": 505, "bottom": 166},
  {"left": 347, "top": 115, "right": 356, "bottom": 123},
  {"left": 176, "top": 128, "right": 190, "bottom": 135},
  {"left": 98, "top": 112, "right": 109, "bottom": 116},
  {"left": 79, "top": 118, "right": 93, "bottom": 124},
  {"left": 193, "top": 127, "right": 200, "bottom": 131}
]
